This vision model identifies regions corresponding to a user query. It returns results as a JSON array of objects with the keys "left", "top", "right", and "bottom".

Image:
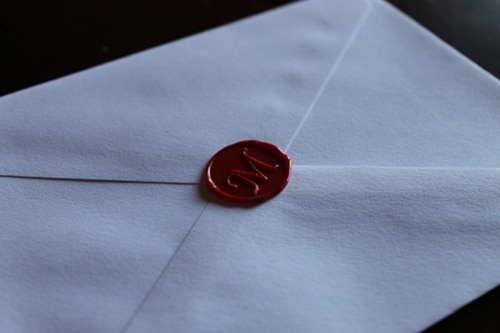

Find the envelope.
[{"left": 1, "top": 0, "right": 499, "bottom": 332}]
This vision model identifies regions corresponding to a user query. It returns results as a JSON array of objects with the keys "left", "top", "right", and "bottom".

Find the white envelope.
[{"left": 1, "top": 0, "right": 499, "bottom": 332}]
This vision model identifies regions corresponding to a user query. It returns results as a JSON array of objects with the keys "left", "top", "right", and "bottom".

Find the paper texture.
[
  {"left": 0, "top": 179, "right": 206, "bottom": 332},
  {"left": 0, "top": 0, "right": 499, "bottom": 332},
  {"left": 127, "top": 167, "right": 500, "bottom": 333},
  {"left": 0, "top": 0, "right": 367, "bottom": 183}
]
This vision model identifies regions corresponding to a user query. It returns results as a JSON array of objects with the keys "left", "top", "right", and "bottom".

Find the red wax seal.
[{"left": 205, "top": 140, "right": 292, "bottom": 203}]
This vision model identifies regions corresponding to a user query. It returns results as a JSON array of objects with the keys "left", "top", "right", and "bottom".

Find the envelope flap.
[
  {"left": 125, "top": 166, "right": 500, "bottom": 332},
  {"left": 0, "top": 179, "right": 207, "bottom": 332},
  {"left": 0, "top": 0, "right": 370, "bottom": 183}
]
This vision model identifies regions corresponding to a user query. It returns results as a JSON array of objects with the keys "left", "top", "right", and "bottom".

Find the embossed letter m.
[{"left": 227, "top": 147, "right": 279, "bottom": 196}]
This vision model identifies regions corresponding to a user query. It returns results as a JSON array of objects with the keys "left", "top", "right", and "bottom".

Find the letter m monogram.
[{"left": 227, "top": 147, "right": 279, "bottom": 196}]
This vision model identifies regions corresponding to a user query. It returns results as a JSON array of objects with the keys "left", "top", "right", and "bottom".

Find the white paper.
[
  {"left": 0, "top": 0, "right": 499, "bottom": 332},
  {"left": 0, "top": 0, "right": 368, "bottom": 183},
  {"left": 289, "top": 1, "right": 500, "bottom": 168},
  {"left": 127, "top": 167, "right": 500, "bottom": 333},
  {"left": 0, "top": 178, "right": 206, "bottom": 332}
]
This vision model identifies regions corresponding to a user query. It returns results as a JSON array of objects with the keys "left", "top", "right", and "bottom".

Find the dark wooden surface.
[
  {"left": 0, "top": 1, "right": 499, "bottom": 331},
  {"left": 0, "top": 0, "right": 294, "bottom": 96},
  {"left": 388, "top": 0, "right": 500, "bottom": 79}
]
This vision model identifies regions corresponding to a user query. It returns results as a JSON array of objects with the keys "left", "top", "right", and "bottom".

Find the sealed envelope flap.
[
  {"left": 0, "top": 179, "right": 207, "bottom": 332},
  {"left": 0, "top": 0, "right": 369, "bottom": 183},
  {"left": 125, "top": 166, "right": 500, "bottom": 333}
]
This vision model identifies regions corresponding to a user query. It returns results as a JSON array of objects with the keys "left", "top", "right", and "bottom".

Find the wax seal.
[{"left": 205, "top": 140, "right": 292, "bottom": 203}]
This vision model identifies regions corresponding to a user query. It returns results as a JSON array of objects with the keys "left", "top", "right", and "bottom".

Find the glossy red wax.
[{"left": 205, "top": 140, "right": 292, "bottom": 203}]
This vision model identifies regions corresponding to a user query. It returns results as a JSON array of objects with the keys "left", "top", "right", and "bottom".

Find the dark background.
[{"left": 0, "top": 1, "right": 499, "bottom": 331}]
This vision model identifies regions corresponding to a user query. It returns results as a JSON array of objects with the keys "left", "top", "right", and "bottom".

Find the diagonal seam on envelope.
[
  {"left": 283, "top": 0, "right": 373, "bottom": 153},
  {"left": 0, "top": 0, "right": 372, "bottom": 187},
  {"left": 123, "top": 166, "right": 500, "bottom": 333},
  {"left": 124, "top": 2, "right": 375, "bottom": 330},
  {"left": 0, "top": 0, "right": 372, "bottom": 184},
  {"left": 1, "top": 0, "right": 500, "bottom": 332},
  {"left": 1, "top": 0, "right": 500, "bottom": 184}
]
